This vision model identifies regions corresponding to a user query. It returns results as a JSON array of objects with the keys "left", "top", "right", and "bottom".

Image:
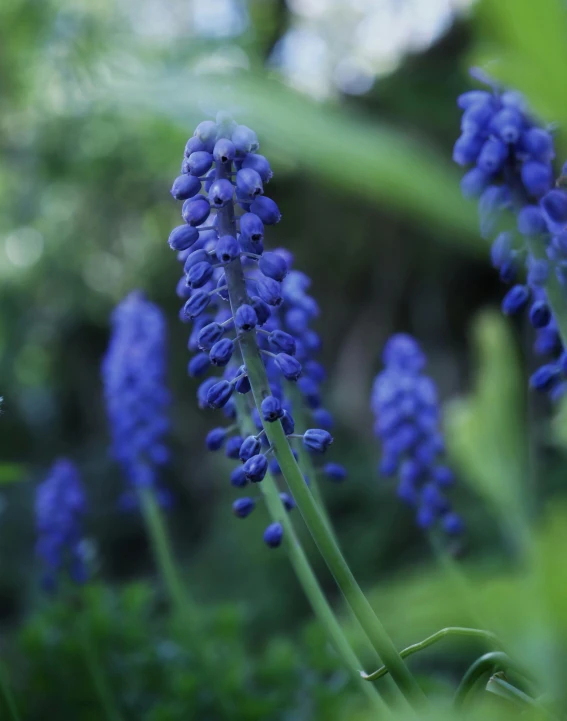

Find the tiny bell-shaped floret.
[
  {"left": 521, "top": 161, "right": 552, "bottom": 197},
  {"left": 213, "top": 138, "right": 236, "bottom": 164},
  {"left": 527, "top": 256, "right": 549, "bottom": 286},
  {"left": 261, "top": 395, "right": 283, "bottom": 422},
  {"left": 235, "top": 304, "right": 258, "bottom": 332},
  {"left": 256, "top": 277, "right": 282, "bottom": 306},
  {"left": 490, "top": 108, "right": 523, "bottom": 144},
  {"left": 250, "top": 295, "right": 271, "bottom": 324},
  {"left": 207, "top": 380, "right": 235, "bottom": 409},
  {"left": 243, "top": 453, "right": 268, "bottom": 482},
  {"left": 236, "top": 168, "right": 263, "bottom": 200},
  {"left": 194, "top": 121, "right": 218, "bottom": 152},
  {"left": 188, "top": 352, "right": 210, "bottom": 377},
  {"left": 541, "top": 189, "right": 567, "bottom": 232},
  {"left": 187, "top": 261, "right": 214, "bottom": 288},
  {"left": 442, "top": 512, "right": 463, "bottom": 535},
  {"left": 209, "top": 338, "right": 234, "bottom": 367},
  {"left": 182, "top": 197, "right": 211, "bottom": 226},
  {"left": 522, "top": 128, "right": 554, "bottom": 161},
  {"left": 171, "top": 174, "right": 201, "bottom": 200},
  {"left": 490, "top": 231, "right": 514, "bottom": 268},
  {"left": 232, "top": 124, "right": 259, "bottom": 154},
  {"left": 225, "top": 435, "right": 243, "bottom": 459},
  {"left": 279, "top": 492, "right": 296, "bottom": 511},
  {"left": 312, "top": 408, "right": 333, "bottom": 430},
  {"left": 230, "top": 466, "right": 248, "bottom": 487},
  {"left": 501, "top": 284, "right": 530, "bottom": 315},
  {"left": 453, "top": 132, "right": 483, "bottom": 166},
  {"left": 235, "top": 372, "right": 251, "bottom": 395},
  {"left": 460, "top": 167, "right": 491, "bottom": 199},
  {"left": 184, "top": 290, "right": 211, "bottom": 319},
  {"left": 240, "top": 213, "right": 264, "bottom": 243},
  {"left": 250, "top": 196, "right": 281, "bottom": 225},
  {"left": 209, "top": 179, "right": 234, "bottom": 208},
  {"left": 263, "top": 521, "right": 283, "bottom": 548},
  {"left": 232, "top": 497, "right": 255, "bottom": 518},
  {"left": 324, "top": 462, "right": 346, "bottom": 482},
  {"left": 530, "top": 364, "right": 560, "bottom": 392},
  {"left": 168, "top": 225, "right": 199, "bottom": 251},
  {"left": 198, "top": 322, "right": 225, "bottom": 350},
  {"left": 216, "top": 235, "right": 240, "bottom": 263},
  {"left": 518, "top": 205, "right": 547, "bottom": 235},
  {"left": 242, "top": 154, "right": 273, "bottom": 182},
  {"left": 239, "top": 435, "right": 262, "bottom": 462},
  {"left": 275, "top": 353, "right": 302, "bottom": 381},
  {"left": 280, "top": 410, "right": 295, "bottom": 435},
  {"left": 206, "top": 427, "right": 226, "bottom": 451},
  {"left": 185, "top": 136, "right": 205, "bottom": 156},
  {"left": 477, "top": 137, "right": 508, "bottom": 173},
  {"left": 188, "top": 151, "right": 213, "bottom": 176},
  {"left": 303, "top": 429, "right": 333, "bottom": 453},
  {"left": 259, "top": 252, "right": 288, "bottom": 282},
  {"left": 184, "top": 249, "right": 210, "bottom": 273},
  {"left": 269, "top": 330, "right": 296, "bottom": 355}
]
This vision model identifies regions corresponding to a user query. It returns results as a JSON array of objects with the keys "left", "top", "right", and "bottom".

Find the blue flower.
[
  {"left": 371, "top": 334, "right": 463, "bottom": 535},
  {"left": 35, "top": 459, "right": 87, "bottom": 588},
  {"left": 102, "top": 291, "right": 171, "bottom": 493}
]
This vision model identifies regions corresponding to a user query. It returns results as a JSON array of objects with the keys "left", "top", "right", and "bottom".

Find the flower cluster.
[
  {"left": 454, "top": 70, "right": 567, "bottom": 398},
  {"left": 101, "top": 291, "right": 171, "bottom": 507},
  {"left": 35, "top": 458, "right": 87, "bottom": 588},
  {"left": 167, "top": 114, "right": 336, "bottom": 547},
  {"left": 371, "top": 334, "right": 462, "bottom": 535}
]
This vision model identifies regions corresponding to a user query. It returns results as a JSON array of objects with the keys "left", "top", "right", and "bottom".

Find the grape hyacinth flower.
[
  {"left": 371, "top": 334, "right": 463, "bottom": 535},
  {"left": 102, "top": 291, "right": 172, "bottom": 507},
  {"left": 166, "top": 114, "right": 336, "bottom": 547},
  {"left": 35, "top": 458, "right": 88, "bottom": 589},
  {"left": 454, "top": 69, "right": 567, "bottom": 399}
]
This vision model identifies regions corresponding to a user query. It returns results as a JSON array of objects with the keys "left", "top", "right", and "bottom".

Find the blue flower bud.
[
  {"left": 416, "top": 505, "right": 436, "bottom": 530},
  {"left": 239, "top": 435, "right": 262, "bottom": 462},
  {"left": 206, "top": 427, "right": 226, "bottom": 451},
  {"left": 168, "top": 224, "right": 200, "bottom": 252},
  {"left": 526, "top": 256, "right": 549, "bottom": 286},
  {"left": 209, "top": 179, "right": 234, "bottom": 208},
  {"left": 304, "top": 360, "right": 326, "bottom": 383},
  {"left": 442, "top": 512, "right": 463, "bottom": 535},
  {"left": 490, "top": 232, "right": 514, "bottom": 268},
  {"left": 460, "top": 98, "right": 496, "bottom": 133},
  {"left": 324, "top": 462, "right": 346, "bottom": 482},
  {"left": 184, "top": 290, "right": 211, "bottom": 319},
  {"left": 303, "top": 429, "right": 333, "bottom": 453},
  {"left": 188, "top": 352, "right": 210, "bottom": 377},
  {"left": 279, "top": 492, "right": 296, "bottom": 511},
  {"left": 521, "top": 128, "right": 555, "bottom": 162},
  {"left": 188, "top": 151, "right": 213, "bottom": 176},
  {"left": 182, "top": 197, "right": 211, "bottom": 226},
  {"left": 184, "top": 249, "right": 211, "bottom": 274},
  {"left": 478, "top": 137, "right": 508, "bottom": 173},
  {"left": 490, "top": 108, "right": 524, "bottom": 144},
  {"left": 243, "top": 454, "right": 268, "bottom": 482},
  {"left": 213, "top": 138, "right": 236, "bottom": 164},
  {"left": 535, "top": 328, "right": 560, "bottom": 355},
  {"left": 232, "top": 497, "right": 255, "bottom": 518},
  {"left": 457, "top": 90, "right": 492, "bottom": 109},
  {"left": 259, "top": 252, "right": 288, "bottom": 282},
  {"left": 261, "top": 395, "right": 283, "bottom": 422},
  {"left": 209, "top": 338, "right": 234, "bottom": 367},
  {"left": 236, "top": 168, "right": 263, "bottom": 198},
  {"left": 235, "top": 304, "right": 258, "bottom": 332},
  {"left": 215, "top": 235, "right": 240, "bottom": 263},
  {"left": 250, "top": 295, "right": 271, "bottom": 325},
  {"left": 312, "top": 408, "right": 333, "bottom": 430},
  {"left": 397, "top": 477, "right": 417, "bottom": 505},
  {"left": 185, "top": 136, "right": 205, "bottom": 156},
  {"left": 552, "top": 232, "right": 567, "bottom": 256},
  {"left": 197, "top": 378, "right": 217, "bottom": 408},
  {"left": 297, "top": 377, "right": 321, "bottom": 408},
  {"left": 198, "top": 322, "right": 225, "bottom": 350},
  {"left": 521, "top": 161, "right": 552, "bottom": 197},
  {"left": 187, "top": 261, "right": 214, "bottom": 288},
  {"left": 530, "top": 364, "right": 560, "bottom": 392},
  {"left": 501, "top": 284, "right": 530, "bottom": 315},
  {"left": 499, "top": 259, "right": 518, "bottom": 283},
  {"left": 517, "top": 205, "right": 547, "bottom": 235},
  {"left": 460, "top": 167, "right": 491, "bottom": 198},
  {"left": 263, "top": 522, "right": 283, "bottom": 548},
  {"left": 230, "top": 465, "right": 248, "bottom": 487},
  {"left": 207, "top": 380, "right": 234, "bottom": 409},
  {"left": 275, "top": 353, "right": 302, "bottom": 381},
  {"left": 383, "top": 334, "right": 426, "bottom": 372},
  {"left": 250, "top": 196, "right": 281, "bottom": 225},
  {"left": 226, "top": 435, "right": 244, "bottom": 459},
  {"left": 176, "top": 275, "right": 192, "bottom": 299},
  {"left": 268, "top": 329, "right": 296, "bottom": 355},
  {"left": 242, "top": 154, "right": 273, "bottom": 182},
  {"left": 216, "top": 274, "right": 229, "bottom": 301},
  {"left": 232, "top": 125, "right": 259, "bottom": 153},
  {"left": 235, "top": 371, "right": 251, "bottom": 394},
  {"left": 280, "top": 410, "right": 295, "bottom": 435},
  {"left": 433, "top": 466, "right": 454, "bottom": 488},
  {"left": 240, "top": 213, "right": 264, "bottom": 243},
  {"left": 453, "top": 132, "right": 484, "bottom": 166},
  {"left": 541, "top": 189, "right": 567, "bottom": 232},
  {"left": 256, "top": 277, "right": 282, "bottom": 306},
  {"left": 194, "top": 121, "right": 218, "bottom": 152},
  {"left": 171, "top": 174, "right": 202, "bottom": 200}
]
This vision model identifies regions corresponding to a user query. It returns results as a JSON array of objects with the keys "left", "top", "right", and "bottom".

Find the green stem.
[
  {"left": 78, "top": 611, "right": 124, "bottom": 721},
  {"left": 0, "top": 658, "right": 21, "bottom": 721},
  {"left": 362, "top": 627, "right": 500, "bottom": 682},
  {"left": 485, "top": 675, "right": 550, "bottom": 714},
  {"left": 454, "top": 652, "right": 522, "bottom": 709},
  {"left": 234, "top": 395, "right": 389, "bottom": 716},
  {"left": 217, "top": 165, "right": 424, "bottom": 708}
]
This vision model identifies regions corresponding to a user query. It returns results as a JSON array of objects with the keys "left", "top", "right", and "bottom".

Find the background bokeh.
[{"left": 2, "top": 0, "right": 567, "bottom": 719}]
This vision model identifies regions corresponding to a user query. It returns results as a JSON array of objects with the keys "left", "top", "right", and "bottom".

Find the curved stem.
[
  {"left": 363, "top": 627, "right": 501, "bottom": 682},
  {"left": 234, "top": 395, "right": 390, "bottom": 716},
  {"left": 77, "top": 610, "right": 124, "bottom": 721},
  {"left": 454, "top": 651, "right": 521, "bottom": 709},
  {"left": 0, "top": 658, "right": 20, "bottom": 721},
  {"left": 217, "top": 163, "right": 424, "bottom": 709}
]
